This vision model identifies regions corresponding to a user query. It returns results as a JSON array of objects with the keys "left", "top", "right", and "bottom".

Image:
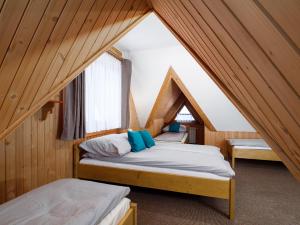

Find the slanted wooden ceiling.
[
  {"left": 146, "top": 67, "right": 215, "bottom": 136},
  {"left": 151, "top": 0, "right": 300, "bottom": 180},
  {"left": 0, "top": 0, "right": 299, "bottom": 180},
  {"left": 0, "top": 0, "right": 150, "bottom": 139}
]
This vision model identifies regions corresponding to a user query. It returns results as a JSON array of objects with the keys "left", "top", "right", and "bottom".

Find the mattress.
[
  {"left": 80, "top": 158, "right": 231, "bottom": 181},
  {"left": 99, "top": 198, "right": 130, "bottom": 225},
  {"left": 154, "top": 132, "right": 187, "bottom": 142},
  {"left": 83, "top": 142, "right": 235, "bottom": 178},
  {"left": 0, "top": 179, "right": 130, "bottom": 225},
  {"left": 228, "top": 139, "right": 270, "bottom": 148},
  {"left": 233, "top": 145, "right": 271, "bottom": 150}
]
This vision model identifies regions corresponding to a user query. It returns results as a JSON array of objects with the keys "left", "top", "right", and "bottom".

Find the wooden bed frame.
[
  {"left": 74, "top": 143, "right": 235, "bottom": 220},
  {"left": 227, "top": 141, "right": 281, "bottom": 168},
  {"left": 118, "top": 203, "right": 137, "bottom": 225}
]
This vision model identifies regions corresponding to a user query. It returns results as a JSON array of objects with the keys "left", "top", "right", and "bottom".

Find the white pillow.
[
  {"left": 162, "top": 124, "right": 187, "bottom": 132},
  {"left": 80, "top": 133, "right": 131, "bottom": 157}
]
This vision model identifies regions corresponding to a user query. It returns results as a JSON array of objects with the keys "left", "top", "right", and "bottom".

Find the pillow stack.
[{"left": 128, "top": 130, "right": 155, "bottom": 152}]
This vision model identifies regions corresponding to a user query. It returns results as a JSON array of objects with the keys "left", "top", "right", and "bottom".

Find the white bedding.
[
  {"left": 233, "top": 145, "right": 271, "bottom": 150},
  {"left": 154, "top": 132, "right": 187, "bottom": 143},
  {"left": 80, "top": 158, "right": 230, "bottom": 181},
  {"left": 0, "top": 179, "right": 130, "bottom": 225},
  {"left": 84, "top": 142, "right": 235, "bottom": 178},
  {"left": 99, "top": 198, "right": 130, "bottom": 225}
]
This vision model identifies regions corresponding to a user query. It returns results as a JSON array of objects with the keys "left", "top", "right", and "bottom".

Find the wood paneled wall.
[
  {"left": 0, "top": 0, "right": 150, "bottom": 140},
  {"left": 151, "top": 0, "right": 300, "bottom": 180},
  {"left": 0, "top": 94, "right": 73, "bottom": 204},
  {"left": 0, "top": 89, "right": 140, "bottom": 203},
  {"left": 129, "top": 93, "right": 140, "bottom": 130},
  {"left": 204, "top": 127, "right": 261, "bottom": 157}
]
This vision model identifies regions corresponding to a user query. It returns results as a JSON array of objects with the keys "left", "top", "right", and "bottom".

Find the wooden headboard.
[{"left": 73, "top": 128, "right": 126, "bottom": 178}]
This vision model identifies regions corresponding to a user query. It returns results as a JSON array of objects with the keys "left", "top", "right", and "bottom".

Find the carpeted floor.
[{"left": 128, "top": 160, "right": 300, "bottom": 225}]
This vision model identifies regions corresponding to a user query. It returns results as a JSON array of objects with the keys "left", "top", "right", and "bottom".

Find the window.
[
  {"left": 175, "top": 106, "right": 195, "bottom": 122},
  {"left": 85, "top": 53, "right": 121, "bottom": 133}
]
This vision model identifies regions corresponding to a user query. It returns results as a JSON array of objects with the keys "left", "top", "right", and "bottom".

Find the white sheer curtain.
[{"left": 85, "top": 53, "right": 121, "bottom": 133}]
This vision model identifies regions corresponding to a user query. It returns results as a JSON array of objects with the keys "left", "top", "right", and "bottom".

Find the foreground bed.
[
  {"left": 227, "top": 139, "right": 281, "bottom": 168},
  {"left": 74, "top": 140, "right": 235, "bottom": 220},
  {"left": 0, "top": 179, "right": 137, "bottom": 225}
]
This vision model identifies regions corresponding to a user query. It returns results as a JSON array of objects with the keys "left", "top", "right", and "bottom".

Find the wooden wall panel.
[
  {"left": 0, "top": 0, "right": 150, "bottom": 140},
  {"left": 0, "top": 93, "right": 73, "bottom": 203},
  {"left": 204, "top": 127, "right": 261, "bottom": 157},
  {"left": 151, "top": 0, "right": 300, "bottom": 180},
  {"left": 129, "top": 93, "right": 141, "bottom": 130}
]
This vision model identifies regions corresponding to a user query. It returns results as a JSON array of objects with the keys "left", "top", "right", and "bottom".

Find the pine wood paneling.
[
  {"left": 0, "top": 94, "right": 73, "bottom": 203},
  {"left": 0, "top": 0, "right": 150, "bottom": 140},
  {"left": 129, "top": 93, "right": 141, "bottom": 130},
  {"left": 151, "top": 0, "right": 300, "bottom": 180}
]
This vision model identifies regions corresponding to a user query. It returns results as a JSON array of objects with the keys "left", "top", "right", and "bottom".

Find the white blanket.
[
  {"left": 154, "top": 132, "right": 186, "bottom": 142},
  {"left": 85, "top": 142, "right": 235, "bottom": 178},
  {"left": 0, "top": 179, "right": 130, "bottom": 225}
]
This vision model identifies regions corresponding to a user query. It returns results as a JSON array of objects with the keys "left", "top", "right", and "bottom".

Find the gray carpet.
[{"left": 128, "top": 160, "right": 300, "bottom": 225}]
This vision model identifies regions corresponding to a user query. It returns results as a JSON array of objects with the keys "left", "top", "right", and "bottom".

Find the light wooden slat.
[
  {"left": 0, "top": 137, "right": 5, "bottom": 203},
  {"left": 70, "top": 0, "right": 119, "bottom": 72},
  {"left": 0, "top": 0, "right": 68, "bottom": 135},
  {"left": 37, "top": 110, "right": 46, "bottom": 186},
  {"left": 5, "top": 132, "right": 16, "bottom": 201},
  {"left": 49, "top": 0, "right": 108, "bottom": 90},
  {"left": 0, "top": 0, "right": 50, "bottom": 105},
  {"left": 224, "top": 0, "right": 300, "bottom": 99},
  {"left": 0, "top": 0, "right": 29, "bottom": 67},
  {"left": 32, "top": 0, "right": 97, "bottom": 104},
  {"left": 15, "top": 122, "right": 24, "bottom": 197},
  {"left": 31, "top": 112, "right": 38, "bottom": 189},
  {"left": 8, "top": 0, "right": 84, "bottom": 127},
  {"left": 257, "top": 0, "right": 300, "bottom": 50},
  {"left": 85, "top": 0, "right": 128, "bottom": 60},
  {"left": 23, "top": 117, "right": 31, "bottom": 193}
]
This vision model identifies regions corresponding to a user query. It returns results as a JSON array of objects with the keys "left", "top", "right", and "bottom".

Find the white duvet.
[
  {"left": 85, "top": 142, "right": 235, "bottom": 178},
  {"left": 0, "top": 179, "right": 130, "bottom": 225}
]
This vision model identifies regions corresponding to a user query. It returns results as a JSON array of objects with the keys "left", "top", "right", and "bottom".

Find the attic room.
[{"left": 0, "top": 1, "right": 299, "bottom": 225}]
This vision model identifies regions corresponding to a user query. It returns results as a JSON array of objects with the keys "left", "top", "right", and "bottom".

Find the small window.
[
  {"left": 175, "top": 106, "right": 195, "bottom": 122},
  {"left": 85, "top": 53, "right": 121, "bottom": 133}
]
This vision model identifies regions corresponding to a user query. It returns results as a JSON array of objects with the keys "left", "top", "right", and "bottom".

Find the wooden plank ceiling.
[
  {"left": 146, "top": 67, "right": 215, "bottom": 136},
  {"left": 0, "top": 0, "right": 150, "bottom": 140},
  {"left": 151, "top": 0, "right": 300, "bottom": 180}
]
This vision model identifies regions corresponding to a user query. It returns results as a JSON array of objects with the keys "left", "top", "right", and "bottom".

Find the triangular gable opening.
[{"left": 145, "top": 67, "right": 215, "bottom": 137}]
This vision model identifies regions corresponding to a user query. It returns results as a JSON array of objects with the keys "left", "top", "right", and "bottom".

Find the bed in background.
[
  {"left": 154, "top": 131, "right": 188, "bottom": 143},
  {"left": 74, "top": 132, "right": 236, "bottom": 220},
  {"left": 227, "top": 139, "right": 281, "bottom": 168},
  {"left": 154, "top": 123, "right": 188, "bottom": 143},
  {"left": 0, "top": 179, "right": 137, "bottom": 225}
]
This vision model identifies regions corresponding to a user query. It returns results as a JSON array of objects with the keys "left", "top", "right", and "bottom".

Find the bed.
[
  {"left": 0, "top": 179, "right": 137, "bottom": 225},
  {"left": 227, "top": 139, "right": 281, "bottom": 168},
  {"left": 154, "top": 131, "right": 188, "bottom": 143},
  {"left": 74, "top": 135, "right": 236, "bottom": 220}
]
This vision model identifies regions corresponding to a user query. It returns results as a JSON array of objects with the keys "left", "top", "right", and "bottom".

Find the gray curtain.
[
  {"left": 61, "top": 71, "right": 86, "bottom": 140},
  {"left": 121, "top": 59, "right": 132, "bottom": 129}
]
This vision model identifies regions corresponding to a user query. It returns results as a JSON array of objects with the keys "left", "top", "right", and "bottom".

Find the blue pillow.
[
  {"left": 139, "top": 130, "right": 155, "bottom": 148},
  {"left": 169, "top": 122, "right": 180, "bottom": 132},
  {"left": 127, "top": 131, "right": 146, "bottom": 152}
]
